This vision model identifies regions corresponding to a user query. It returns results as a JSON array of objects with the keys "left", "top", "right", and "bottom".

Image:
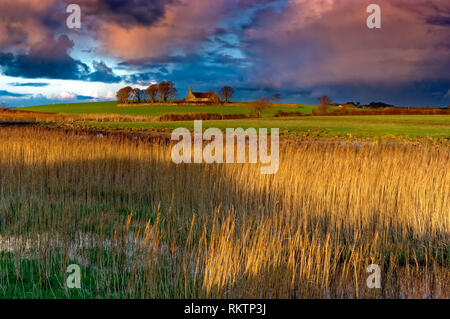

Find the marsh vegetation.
[{"left": 0, "top": 127, "right": 448, "bottom": 298}]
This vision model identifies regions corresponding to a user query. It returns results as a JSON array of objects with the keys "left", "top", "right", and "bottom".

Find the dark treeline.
[
  {"left": 116, "top": 81, "right": 177, "bottom": 104},
  {"left": 117, "top": 83, "right": 238, "bottom": 105},
  {"left": 273, "top": 107, "right": 450, "bottom": 117}
]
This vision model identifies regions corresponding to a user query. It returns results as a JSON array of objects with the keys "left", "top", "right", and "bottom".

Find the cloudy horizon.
[{"left": 0, "top": 0, "right": 449, "bottom": 108}]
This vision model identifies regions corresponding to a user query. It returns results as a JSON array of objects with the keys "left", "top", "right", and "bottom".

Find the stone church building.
[{"left": 185, "top": 87, "right": 219, "bottom": 103}]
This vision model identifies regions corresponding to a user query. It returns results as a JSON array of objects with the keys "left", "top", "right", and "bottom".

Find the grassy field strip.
[
  {"left": 18, "top": 101, "right": 316, "bottom": 117},
  {"left": 72, "top": 115, "right": 450, "bottom": 139}
]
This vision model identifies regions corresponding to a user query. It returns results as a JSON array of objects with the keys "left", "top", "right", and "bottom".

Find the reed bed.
[
  {"left": 0, "top": 126, "right": 448, "bottom": 298},
  {"left": 0, "top": 109, "right": 156, "bottom": 123}
]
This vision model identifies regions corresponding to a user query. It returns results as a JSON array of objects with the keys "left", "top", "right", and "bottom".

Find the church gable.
[{"left": 185, "top": 87, "right": 219, "bottom": 103}]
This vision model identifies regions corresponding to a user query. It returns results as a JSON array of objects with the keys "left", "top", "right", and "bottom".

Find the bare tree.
[
  {"left": 140, "top": 89, "right": 149, "bottom": 102},
  {"left": 158, "top": 81, "right": 176, "bottom": 102},
  {"left": 208, "top": 91, "right": 219, "bottom": 104},
  {"left": 219, "top": 86, "right": 235, "bottom": 103},
  {"left": 131, "top": 88, "right": 142, "bottom": 104},
  {"left": 157, "top": 81, "right": 173, "bottom": 103},
  {"left": 272, "top": 93, "right": 281, "bottom": 103},
  {"left": 116, "top": 86, "right": 132, "bottom": 104},
  {"left": 318, "top": 95, "right": 331, "bottom": 113},
  {"left": 146, "top": 84, "right": 159, "bottom": 103},
  {"left": 168, "top": 81, "right": 177, "bottom": 100},
  {"left": 158, "top": 82, "right": 169, "bottom": 103},
  {"left": 248, "top": 98, "right": 272, "bottom": 117}
]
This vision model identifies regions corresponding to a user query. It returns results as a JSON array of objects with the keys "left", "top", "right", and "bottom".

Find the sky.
[{"left": 0, "top": 0, "right": 449, "bottom": 108}]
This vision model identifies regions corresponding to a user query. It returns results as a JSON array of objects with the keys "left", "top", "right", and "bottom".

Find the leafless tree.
[
  {"left": 168, "top": 82, "right": 177, "bottom": 100},
  {"left": 131, "top": 88, "right": 142, "bottom": 104},
  {"left": 248, "top": 98, "right": 272, "bottom": 117},
  {"left": 318, "top": 95, "right": 331, "bottom": 113},
  {"left": 146, "top": 84, "right": 159, "bottom": 103},
  {"left": 219, "top": 86, "right": 235, "bottom": 103},
  {"left": 116, "top": 86, "right": 132, "bottom": 104},
  {"left": 208, "top": 91, "right": 219, "bottom": 104},
  {"left": 272, "top": 93, "right": 281, "bottom": 103},
  {"left": 159, "top": 81, "right": 176, "bottom": 103}
]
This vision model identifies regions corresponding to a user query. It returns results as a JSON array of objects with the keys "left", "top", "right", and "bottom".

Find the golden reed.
[{"left": 0, "top": 126, "right": 448, "bottom": 298}]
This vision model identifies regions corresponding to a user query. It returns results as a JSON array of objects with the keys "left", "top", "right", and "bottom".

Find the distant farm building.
[{"left": 185, "top": 87, "right": 219, "bottom": 103}]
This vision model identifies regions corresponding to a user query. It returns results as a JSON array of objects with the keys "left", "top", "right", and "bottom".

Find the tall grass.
[
  {"left": 158, "top": 113, "right": 249, "bottom": 122},
  {"left": 0, "top": 127, "right": 448, "bottom": 298},
  {"left": 0, "top": 109, "right": 156, "bottom": 123}
]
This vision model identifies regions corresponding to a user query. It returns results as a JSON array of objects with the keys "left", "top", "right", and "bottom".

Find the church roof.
[
  {"left": 187, "top": 88, "right": 218, "bottom": 100},
  {"left": 192, "top": 92, "right": 216, "bottom": 98}
]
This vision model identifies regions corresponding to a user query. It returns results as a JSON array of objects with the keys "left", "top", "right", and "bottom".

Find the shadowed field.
[
  {"left": 7, "top": 102, "right": 450, "bottom": 140},
  {"left": 17, "top": 101, "right": 314, "bottom": 117},
  {"left": 0, "top": 127, "right": 448, "bottom": 298},
  {"left": 74, "top": 115, "right": 450, "bottom": 140},
  {"left": 3, "top": 109, "right": 449, "bottom": 140}
]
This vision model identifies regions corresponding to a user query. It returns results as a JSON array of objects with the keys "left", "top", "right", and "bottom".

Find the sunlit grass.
[
  {"left": 16, "top": 101, "right": 314, "bottom": 117},
  {"left": 72, "top": 115, "right": 450, "bottom": 140}
]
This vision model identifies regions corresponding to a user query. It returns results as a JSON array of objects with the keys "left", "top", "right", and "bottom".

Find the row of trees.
[
  {"left": 246, "top": 93, "right": 282, "bottom": 116},
  {"left": 316, "top": 96, "right": 400, "bottom": 112},
  {"left": 117, "top": 82, "right": 283, "bottom": 105},
  {"left": 218, "top": 86, "right": 234, "bottom": 103},
  {"left": 117, "top": 81, "right": 177, "bottom": 104},
  {"left": 219, "top": 88, "right": 282, "bottom": 104},
  {"left": 318, "top": 96, "right": 332, "bottom": 112},
  {"left": 117, "top": 83, "right": 235, "bottom": 104}
]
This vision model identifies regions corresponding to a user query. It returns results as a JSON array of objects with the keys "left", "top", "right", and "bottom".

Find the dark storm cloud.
[
  {"left": 161, "top": 59, "right": 244, "bottom": 90},
  {"left": 427, "top": 15, "right": 450, "bottom": 26},
  {"left": 72, "top": 0, "right": 172, "bottom": 27},
  {"left": 73, "top": 94, "right": 97, "bottom": 100},
  {"left": 0, "top": 1, "right": 70, "bottom": 52},
  {"left": 235, "top": 0, "right": 280, "bottom": 9},
  {"left": 125, "top": 71, "right": 165, "bottom": 85},
  {"left": 0, "top": 90, "right": 30, "bottom": 97},
  {"left": 119, "top": 54, "right": 198, "bottom": 67},
  {"left": 87, "top": 61, "right": 123, "bottom": 83},
  {"left": 124, "top": 55, "right": 244, "bottom": 92},
  {"left": 0, "top": 35, "right": 121, "bottom": 83},
  {"left": 9, "top": 82, "right": 50, "bottom": 87},
  {"left": 0, "top": 0, "right": 449, "bottom": 106},
  {"left": 240, "top": 1, "right": 450, "bottom": 96},
  {"left": 0, "top": 35, "right": 90, "bottom": 80},
  {"left": 2, "top": 93, "right": 102, "bottom": 108},
  {"left": 313, "top": 80, "right": 450, "bottom": 107}
]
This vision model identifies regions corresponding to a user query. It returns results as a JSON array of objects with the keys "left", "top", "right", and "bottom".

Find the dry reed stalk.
[{"left": 0, "top": 126, "right": 448, "bottom": 298}]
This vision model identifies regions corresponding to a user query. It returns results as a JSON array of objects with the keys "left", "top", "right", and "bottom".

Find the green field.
[
  {"left": 72, "top": 115, "right": 450, "bottom": 139},
  {"left": 19, "top": 101, "right": 316, "bottom": 117},
  {"left": 14, "top": 102, "right": 450, "bottom": 139}
]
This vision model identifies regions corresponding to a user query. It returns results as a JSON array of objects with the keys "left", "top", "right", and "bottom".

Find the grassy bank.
[
  {"left": 17, "top": 101, "right": 316, "bottom": 117},
  {"left": 12, "top": 102, "right": 449, "bottom": 141},
  {"left": 72, "top": 115, "right": 450, "bottom": 140}
]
